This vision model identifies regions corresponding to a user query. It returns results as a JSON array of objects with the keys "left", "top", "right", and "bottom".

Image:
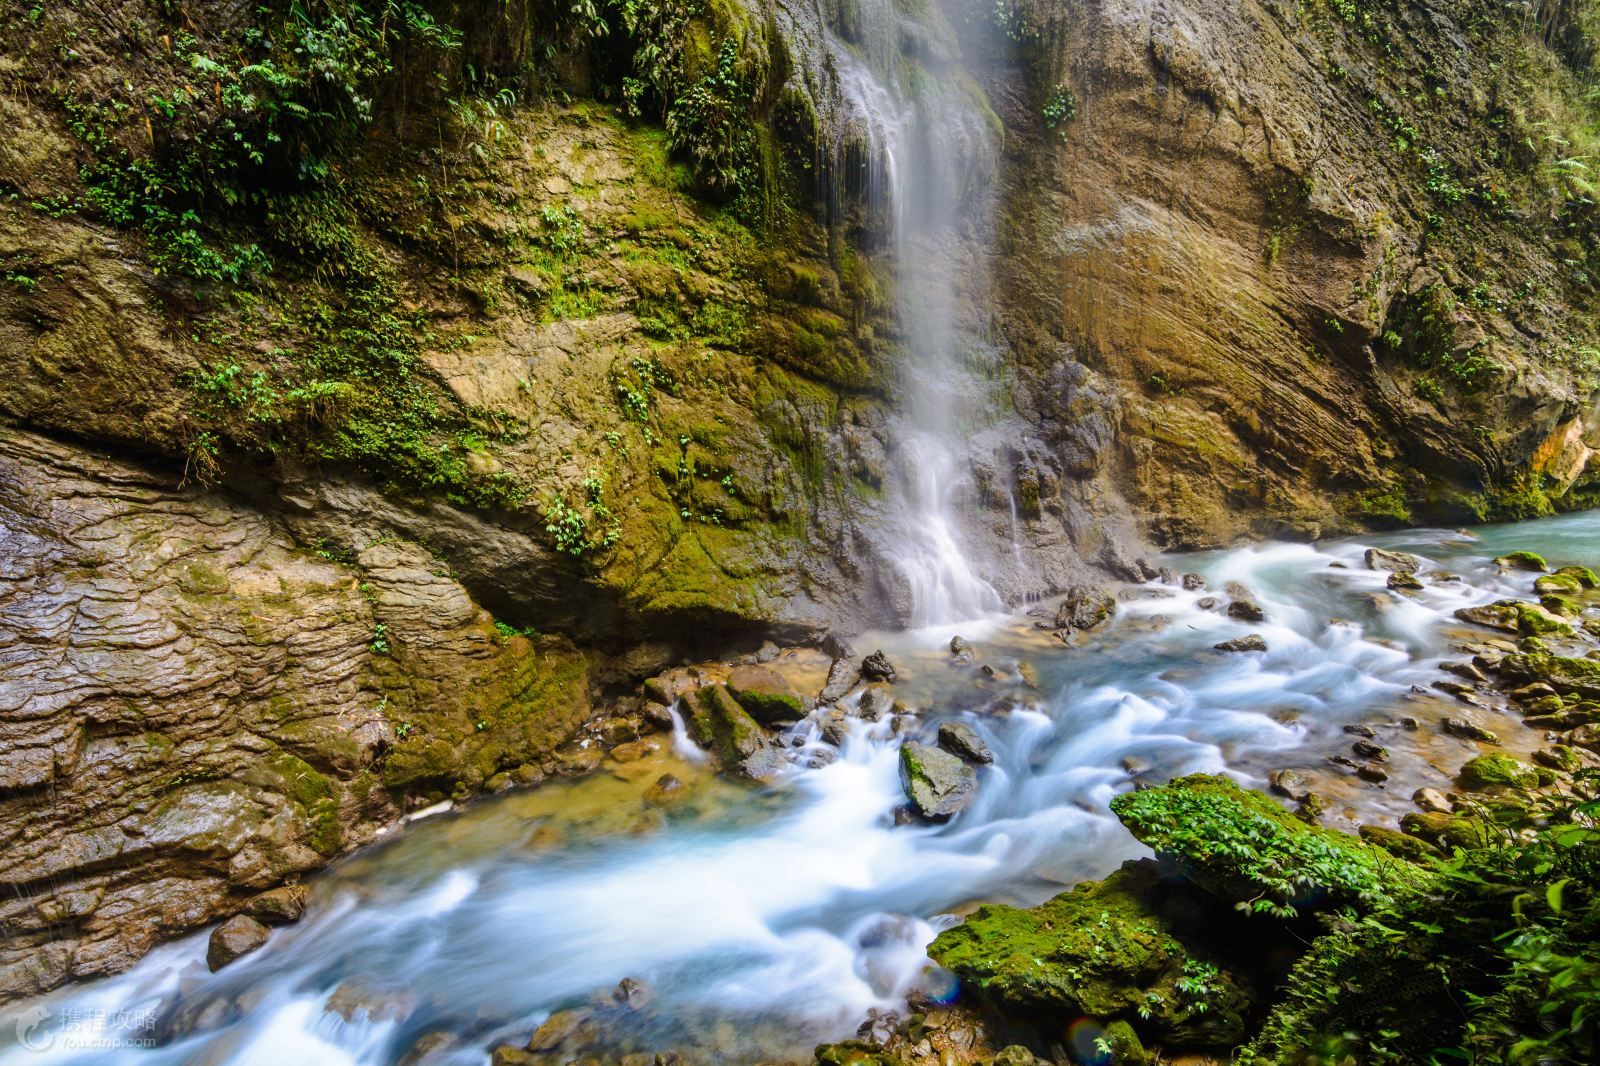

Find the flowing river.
[{"left": 6, "top": 512, "right": 1596, "bottom": 1064}]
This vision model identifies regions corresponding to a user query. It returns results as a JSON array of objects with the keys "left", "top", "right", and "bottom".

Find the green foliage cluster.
[
  {"left": 1387, "top": 283, "right": 1507, "bottom": 394},
  {"left": 664, "top": 37, "right": 758, "bottom": 197},
  {"left": 543, "top": 470, "right": 621, "bottom": 556},
  {"left": 1111, "top": 774, "right": 1426, "bottom": 917},
  {"left": 1241, "top": 772, "right": 1600, "bottom": 1065},
  {"left": 1041, "top": 83, "right": 1077, "bottom": 139}
]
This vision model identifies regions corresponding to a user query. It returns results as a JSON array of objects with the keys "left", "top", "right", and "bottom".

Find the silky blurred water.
[{"left": 5, "top": 512, "right": 1597, "bottom": 1065}]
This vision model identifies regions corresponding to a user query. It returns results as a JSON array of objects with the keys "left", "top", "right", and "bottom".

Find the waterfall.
[{"left": 807, "top": 0, "right": 1007, "bottom": 627}]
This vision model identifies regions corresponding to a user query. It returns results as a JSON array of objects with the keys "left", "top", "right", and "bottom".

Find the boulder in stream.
[
  {"left": 1494, "top": 550, "right": 1548, "bottom": 572},
  {"left": 899, "top": 743, "right": 976, "bottom": 818},
  {"left": 1365, "top": 547, "right": 1422, "bottom": 572},
  {"left": 206, "top": 914, "right": 270, "bottom": 971},
  {"left": 1055, "top": 585, "right": 1117, "bottom": 630},
  {"left": 937, "top": 721, "right": 994, "bottom": 764},
  {"left": 725, "top": 665, "right": 805, "bottom": 723},
  {"left": 686, "top": 685, "right": 782, "bottom": 782},
  {"left": 928, "top": 859, "right": 1253, "bottom": 1046},
  {"left": 861, "top": 650, "right": 898, "bottom": 683},
  {"left": 1214, "top": 634, "right": 1267, "bottom": 653},
  {"left": 1227, "top": 599, "right": 1266, "bottom": 622}
]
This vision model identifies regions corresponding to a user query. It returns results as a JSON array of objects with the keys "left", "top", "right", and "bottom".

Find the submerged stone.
[
  {"left": 899, "top": 742, "right": 976, "bottom": 818},
  {"left": 1214, "top": 634, "right": 1268, "bottom": 653}
]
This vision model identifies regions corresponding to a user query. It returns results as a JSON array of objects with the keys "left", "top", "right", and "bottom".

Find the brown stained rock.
[
  {"left": 206, "top": 915, "right": 271, "bottom": 971},
  {"left": 0, "top": 431, "right": 593, "bottom": 1000},
  {"left": 245, "top": 885, "right": 310, "bottom": 925}
]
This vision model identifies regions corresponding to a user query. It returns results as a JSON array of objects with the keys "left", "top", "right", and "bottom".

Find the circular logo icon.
[{"left": 14, "top": 1005, "right": 54, "bottom": 1051}]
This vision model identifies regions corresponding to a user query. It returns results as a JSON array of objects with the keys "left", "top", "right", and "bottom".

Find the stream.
[{"left": 5, "top": 512, "right": 1596, "bottom": 1064}]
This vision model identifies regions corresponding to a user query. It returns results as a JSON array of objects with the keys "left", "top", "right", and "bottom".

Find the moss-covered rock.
[
  {"left": 1496, "top": 551, "right": 1549, "bottom": 572},
  {"left": 1110, "top": 775, "right": 1427, "bottom": 913},
  {"left": 1498, "top": 653, "right": 1600, "bottom": 699},
  {"left": 899, "top": 742, "right": 977, "bottom": 818},
  {"left": 1553, "top": 565, "right": 1600, "bottom": 589},
  {"left": 725, "top": 664, "right": 805, "bottom": 723},
  {"left": 928, "top": 860, "right": 1253, "bottom": 1046},
  {"left": 686, "top": 684, "right": 781, "bottom": 781},
  {"left": 1457, "top": 754, "right": 1542, "bottom": 791},
  {"left": 1514, "top": 602, "right": 1575, "bottom": 637},
  {"left": 1534, "top": 572, "right": 1585, "bottom": 596}
]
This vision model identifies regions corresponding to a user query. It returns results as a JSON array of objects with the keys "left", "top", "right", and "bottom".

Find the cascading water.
[
  {"left": 810, "top": 0, "right": 1006, "bottom": 627},
  {"left": 7, "top": 508, "right": 1592, "bottom": 1064}
]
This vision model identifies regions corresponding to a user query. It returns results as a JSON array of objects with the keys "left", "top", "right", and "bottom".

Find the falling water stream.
[
  {"left": 6, "top": 512, "right": 1597, "bottom": 1065},
  {"left": 812, "top": 0, "right": 1005, "bottom": 626}
]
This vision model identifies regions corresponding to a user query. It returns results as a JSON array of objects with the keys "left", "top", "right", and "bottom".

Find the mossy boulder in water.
[
  {"left": 899, "top": 742, "right": 976, "bottom": 818},
  {"left": 725, "top": 665, "right": 805, "bottom": 723},
  {"left": 686, "top": 685, "right": 782, "bottom": 781},
  {"left": 928, "top": 860, "right": 1253, "bottom": 1046},
  {"left": 1498, "top": 652, "right": 1600, "bottom": 699},
  {"left": 1110, "top": 775, "right": 1427, "bottom": 913},
  {"left": 1495, "top": 551, "right": 1548, "bottom": 571},
  {"left": 1457, "top": 754, "right": 1543, "bottom": 791}
]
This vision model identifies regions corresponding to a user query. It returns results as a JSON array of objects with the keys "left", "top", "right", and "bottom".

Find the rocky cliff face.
[{"left": 0, "top": 0, "right": 1597, "bottom": 1000}]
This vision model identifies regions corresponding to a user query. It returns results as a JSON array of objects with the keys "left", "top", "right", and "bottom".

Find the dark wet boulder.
[
  {"left": 937, "top": 721, "right": 994, "bottom": 764},
  {"left": 819, "top": 656, "right": 860, "bottom": 703},
  {"left": 686, "top": 685, "right": 782, "bottom": 781},
  {"left": 899, "top": 742, "right": 976, "bottom": 818},
  {"left": 1387, "top": 571, "right": 1423, "bottom": 590},
  {"left": 949, "top": 635, "right": 974, "bottom": 663},
  {"left": 928, "top": 859, "right": 1254, "bottom": 1047},
  {"left": 207, "top": 914, "right": 270, "bottom": 971},
  {"left": 1214, "top": 634, "right": 1267, "bottom": 653},
  {"left": 1227, "top": 599, "right": 1266, "bottom": 622},
  {"left": 1181, "top": 572, "right": 1207, "bottom": 590},
  {"left": 857, "top": 684, "right": 895, "bottom": 721},
  {"left": 1365, "top": 547, "right": 1421, "bottom": 572},
  {"left": 861, "top": 650, "right": 898, "bottom": 683},
  {"left": 244, "top": 884, "right": 308, "bottom": 925},
  {"left": 1055, "top": 585, "right": 1117, "bottom": 630},
  {"left": 726, "top": 665, "right": 805, "bottom": 723}
]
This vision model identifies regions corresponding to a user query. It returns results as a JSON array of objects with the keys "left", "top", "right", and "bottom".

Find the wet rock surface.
[
  {"left": 206, "top": 915, "right": 271, "bottom": 972},
  {"left": 0, "top": 431, "right": 595, "bottom": 999},
  {"left": 899, "top": 743, "right": 977, "bottom": 819}
]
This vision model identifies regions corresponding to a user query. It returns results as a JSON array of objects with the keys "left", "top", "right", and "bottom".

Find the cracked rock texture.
[{"left": 0, "top": 430, "right": 592, "bottom": 1000}]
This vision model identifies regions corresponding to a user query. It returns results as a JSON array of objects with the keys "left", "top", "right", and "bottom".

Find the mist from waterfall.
[{"left": 814, "top": 0, "right": 1006, "bottom": 627}]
